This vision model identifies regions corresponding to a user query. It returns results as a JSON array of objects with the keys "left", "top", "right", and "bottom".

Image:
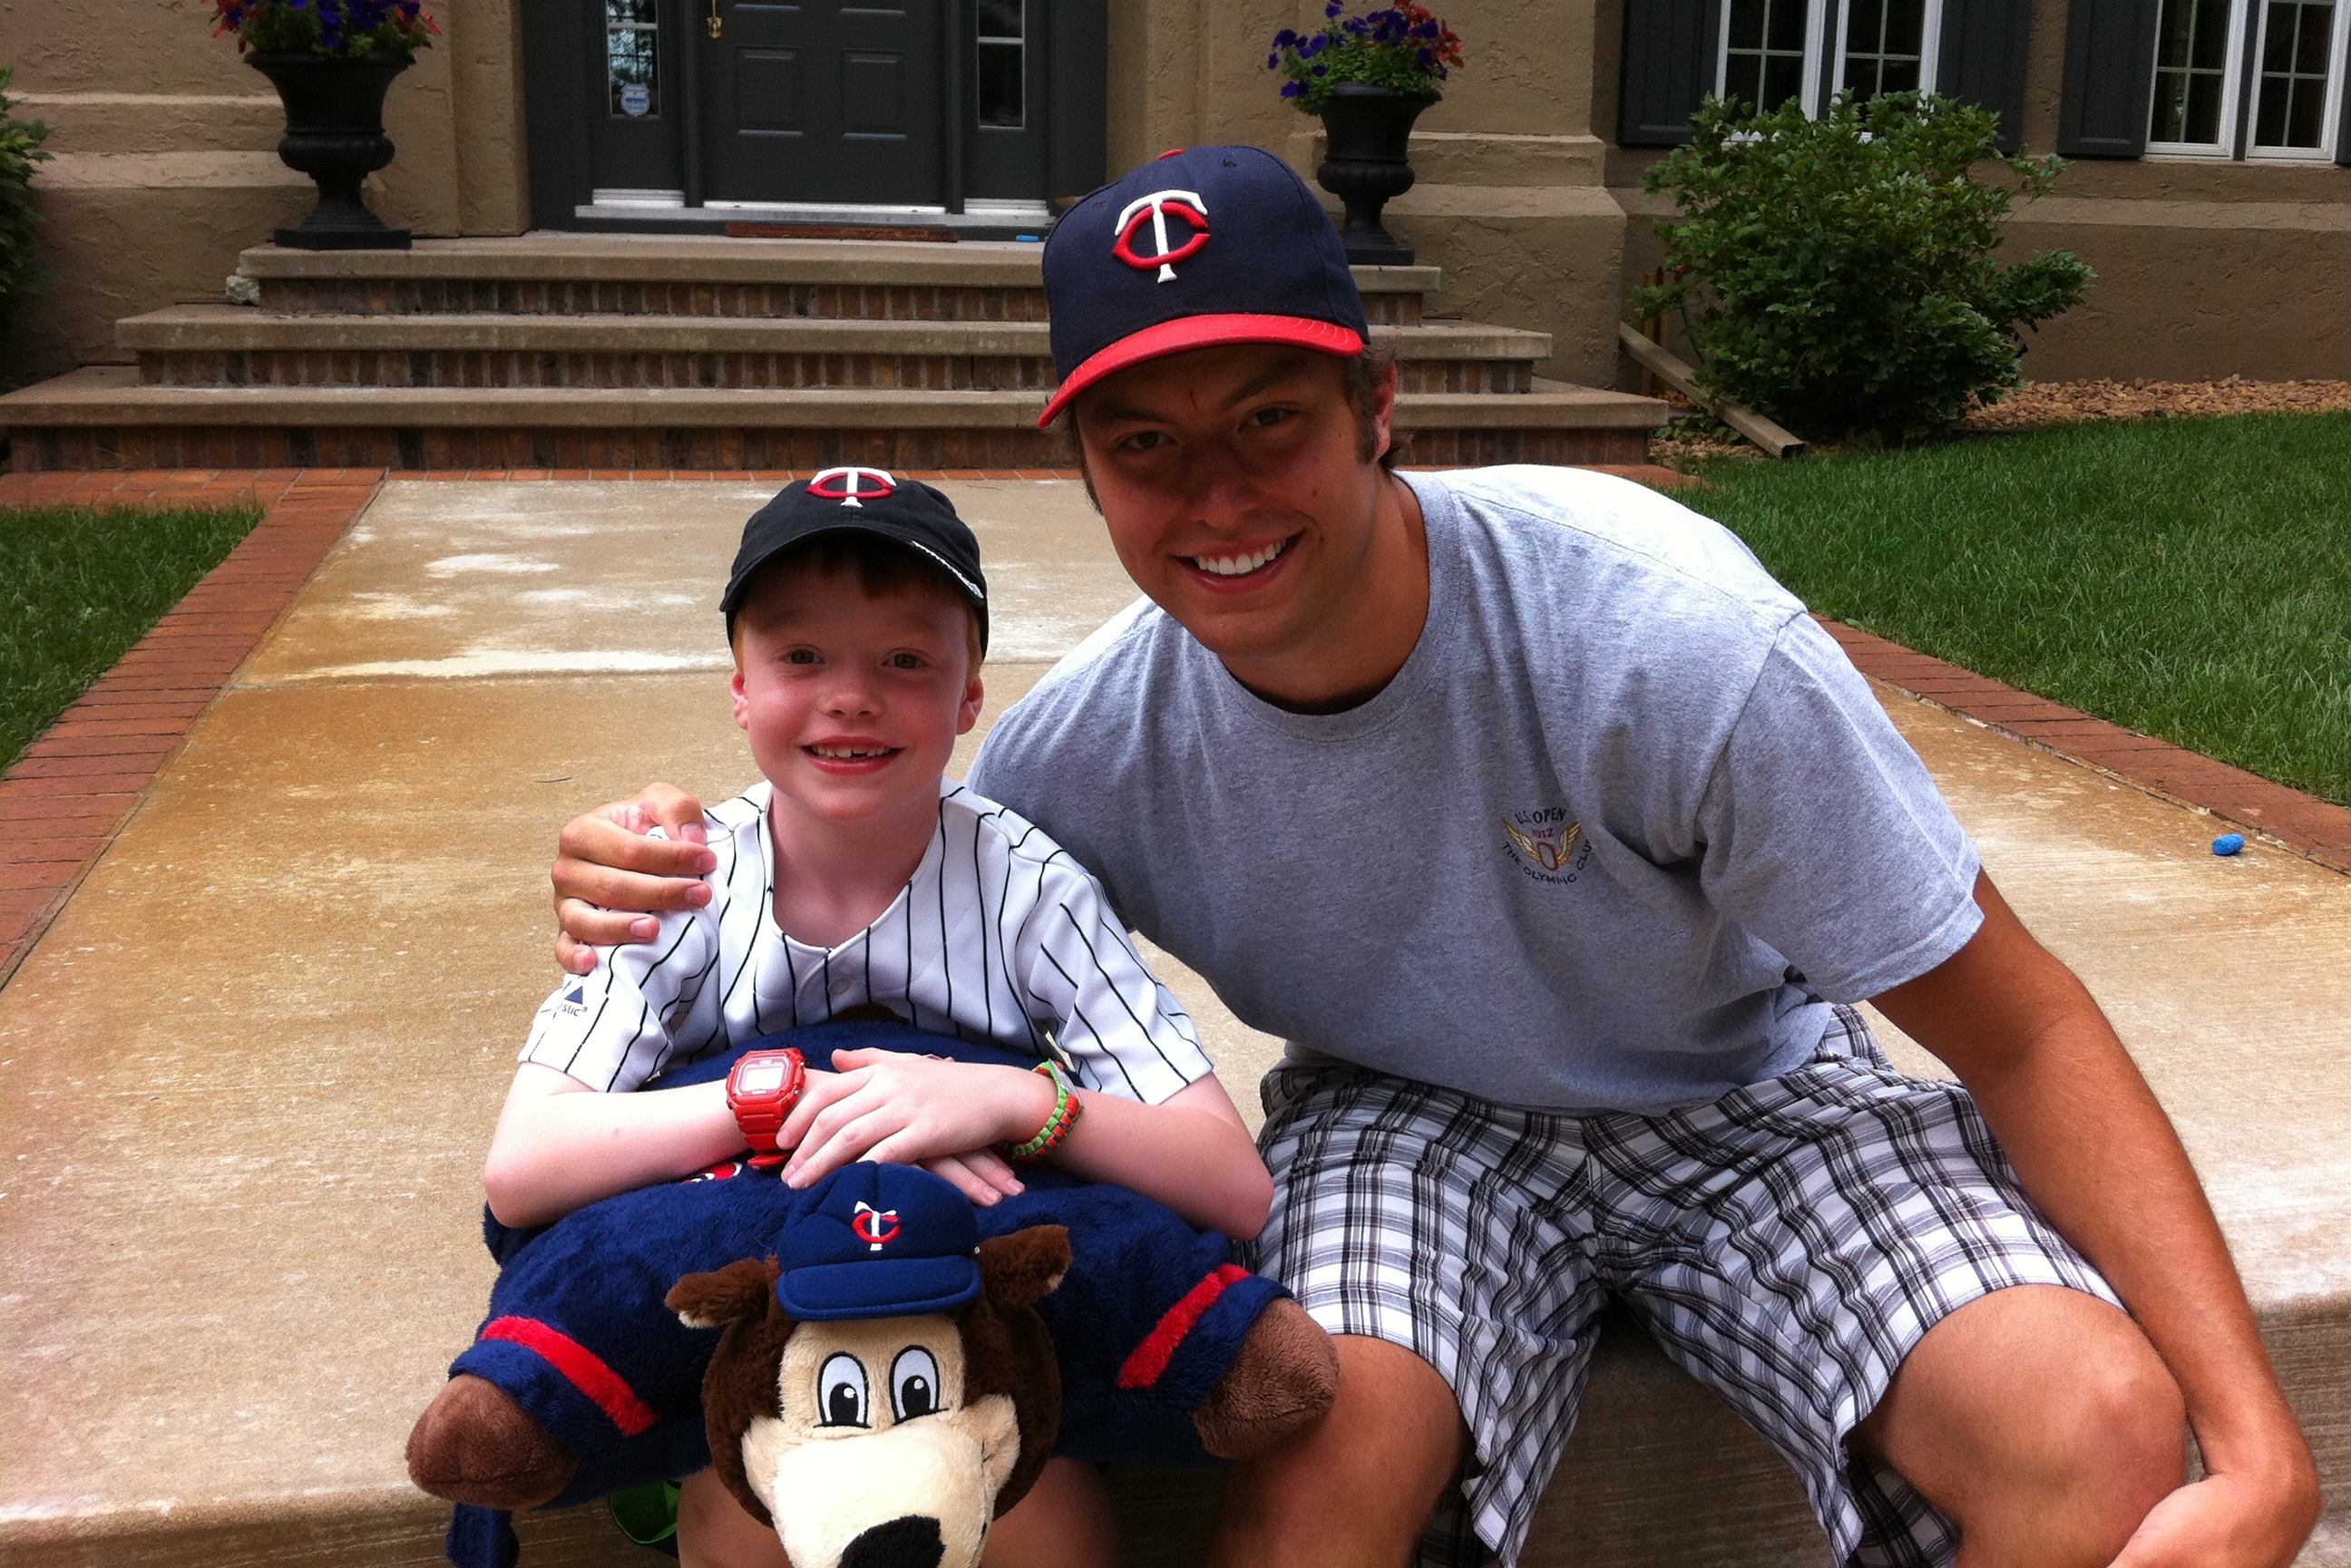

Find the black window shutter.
[
  {"left": 1937, "top": 0, "right": 2034, "bottom": 150},
  {"left": 1620, "top": 0, "right": 1724, "bottom": 145},
  {"left": 2056, "top": 0, "right": 2159, "bottom": 156}
]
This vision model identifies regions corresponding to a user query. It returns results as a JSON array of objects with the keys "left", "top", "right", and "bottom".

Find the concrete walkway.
[{"left": 2, "top": 479, "right": 2345, "bottom": 1566}]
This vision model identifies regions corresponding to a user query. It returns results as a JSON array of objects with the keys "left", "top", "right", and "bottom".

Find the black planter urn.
[
  {"left": 249, "top": 50, "right": 414, "bottom": 250},
  {"left": 1315, "top": 82, "right": 1439, "bottom": 267}
]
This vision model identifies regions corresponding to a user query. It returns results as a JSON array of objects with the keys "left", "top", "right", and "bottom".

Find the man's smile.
[{"left": 1185, "top": 535, "right": 1296, "bottom": 580}]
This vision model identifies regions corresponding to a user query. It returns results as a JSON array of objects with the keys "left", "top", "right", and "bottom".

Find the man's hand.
[
  {"left": 778, "top": 1047, "right": 1046, "bottom": 1203},
  {"left": 551, "top": 784, "right": 715, "bottom": 974},
  {"left": 2112, "top": 1468, "right": 2327, "bottom": 1568}
]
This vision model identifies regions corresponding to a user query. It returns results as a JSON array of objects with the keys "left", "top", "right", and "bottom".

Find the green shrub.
[
  {"left": 1637, "top": 92, "right": 2092, "bottom": 445},
  {"left": 0, "top": 66, "right": 53, "bottom": 324}
]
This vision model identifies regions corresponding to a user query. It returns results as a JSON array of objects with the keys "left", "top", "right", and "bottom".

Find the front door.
[{"left": 698, "top": 0, "right": 946, "bottom": 204}]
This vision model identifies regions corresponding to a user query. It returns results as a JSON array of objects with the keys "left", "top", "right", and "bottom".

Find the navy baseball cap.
[
  {"left": 721, "top": 468, "right": 989, "bottom": 649},
  {"left": 1037, "top": 145, "right": 1368, "bottom": 427},
  {"left": 774, "top": 1164, "right": 983, "bottom": 1322}
]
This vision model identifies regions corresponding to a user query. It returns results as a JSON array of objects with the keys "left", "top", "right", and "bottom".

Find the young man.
[{"left": 548, "top": 150, "right": 2317, "bottom": 1567}]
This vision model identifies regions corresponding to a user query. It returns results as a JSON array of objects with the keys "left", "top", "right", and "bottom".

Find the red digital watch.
[{"left": 725, "top": 1048, "right": 806, "bottom": 1156}]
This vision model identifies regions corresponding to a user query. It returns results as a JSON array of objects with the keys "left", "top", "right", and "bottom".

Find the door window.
[
  {"left": 607, "top": 0, "right": 662, "bottom": 117},
  {"left": 977, "top": 0, "right": 1026, "bottom": 129}
]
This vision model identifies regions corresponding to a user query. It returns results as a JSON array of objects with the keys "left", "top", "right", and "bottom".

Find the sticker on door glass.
[{"left": 620, "top": 82, "right": 652, "bottom": 116}]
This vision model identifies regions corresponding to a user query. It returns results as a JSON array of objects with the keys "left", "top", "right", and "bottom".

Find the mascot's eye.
[
  {"left": 816, "top": 1353, "right": 870, "bottom": 1427},
  {"left": 890, "top": 1347, "right": 941, "bottom": 1420}
]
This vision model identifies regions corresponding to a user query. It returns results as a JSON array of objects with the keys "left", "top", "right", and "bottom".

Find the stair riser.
[
  {"left": 252, "top": 278, "right": 1425, "bottom": 326},
  {"left": 11, "top": 423, "right": 1641, "bottom": 472},
  {"left": 139, "top": 352, "right": 1531, "bottom": 394}
]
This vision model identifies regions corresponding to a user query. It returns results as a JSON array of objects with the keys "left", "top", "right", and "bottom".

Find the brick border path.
[
  {"left": 4, "top": 464, "right": 2341, "bottom": 988},
  {"left": 1819, "top": 619, "right": 2351, "bottom": 874},
  {"left": 0, "top": 470, "right": 384, "bottom": 984}
]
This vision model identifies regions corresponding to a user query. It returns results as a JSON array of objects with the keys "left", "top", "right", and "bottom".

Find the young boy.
[{"left": 483, "top": 470, "right": 1273, "bottom": 1568}]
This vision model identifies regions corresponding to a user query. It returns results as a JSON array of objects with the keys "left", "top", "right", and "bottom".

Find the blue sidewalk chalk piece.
[{"left": 2212, "top": 833, "right": 2246, "bottom": 856}]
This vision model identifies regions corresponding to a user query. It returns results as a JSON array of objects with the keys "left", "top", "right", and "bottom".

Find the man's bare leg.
[
  {"left": 983, "top": 1456, "right": 1120, "bottom": 1568},
  {"left": 1209, "top": 1335, "right": 1468, "bottom": 1568},
  {"left": 1855, "top": 1284, "right": 2188, "bottom": 1565}
]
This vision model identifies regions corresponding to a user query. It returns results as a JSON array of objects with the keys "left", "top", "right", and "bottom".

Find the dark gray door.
[{"left": 698, "top": 0, "right": 945, "bottom": 204}]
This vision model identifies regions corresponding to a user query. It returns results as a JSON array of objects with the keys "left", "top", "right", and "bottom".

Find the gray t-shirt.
[{"left": 967, "top": 465, "right": 1982, "bottom": 1113}]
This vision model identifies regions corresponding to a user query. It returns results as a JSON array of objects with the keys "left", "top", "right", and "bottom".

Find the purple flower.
[
  {"left": 1310, "top": 62, "right": 1327, "bottom": 74},
  {"left": 1268, "top": 50, "right": 1281, "bottom": 66},
  {"left": 1273, "top": 26, "right": 1298, "bottom": 44},
  {"left": 1281, "top": 80, "right": 1304, "bottom": 96},
  {"left": 1416, "top": 46, "right": 1433, "bottom": 64},
  {"left": 1325, "top": 0, "right": 1343, "bottom": 15}
]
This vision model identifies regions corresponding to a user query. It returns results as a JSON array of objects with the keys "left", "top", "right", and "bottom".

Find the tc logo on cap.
[
  {"left": 851, "top": 1201, "right": 902, "bottom": 1251},
  {"left": 1113, "top": 190, "right": 1210, "bottom": 283},
  {"left": 808, "top": 466, "right": 898, "bottom": 508}
]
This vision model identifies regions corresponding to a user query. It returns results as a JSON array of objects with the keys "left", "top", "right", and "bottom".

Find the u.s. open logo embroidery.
[{"left": 1502, "top": 809, "right": 1588, "bottom": 885}]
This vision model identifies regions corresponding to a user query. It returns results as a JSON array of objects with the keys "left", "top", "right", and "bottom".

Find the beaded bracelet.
[{"left": 1006, "top": 1060, "right": 1082, "bottom": 1164}]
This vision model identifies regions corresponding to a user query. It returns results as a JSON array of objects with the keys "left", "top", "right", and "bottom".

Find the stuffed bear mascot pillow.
[
  {"left": 669, "top": 1160, "right": 1068, "bottom": 1568},
  {"left": 409, "top": 1021, "right": 1336, "bottom": 1568}
]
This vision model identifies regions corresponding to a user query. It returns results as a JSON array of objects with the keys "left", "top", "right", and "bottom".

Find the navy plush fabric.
[{"left": 442, "top": 1022, "right": 1284, "bottom": 1563}]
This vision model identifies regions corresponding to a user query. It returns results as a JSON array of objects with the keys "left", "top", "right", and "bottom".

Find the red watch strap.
[{"left": 726, "top": 1048, "right": 805, "bottom": 1154}]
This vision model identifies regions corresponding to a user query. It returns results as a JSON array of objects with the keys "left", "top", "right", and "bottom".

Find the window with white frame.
[
  {"left": 2150, "top": 0, "right": 2350, "bottom": 155},
  {"left": 1716, "top": 0, "right": 1947, "bottom": 112}
]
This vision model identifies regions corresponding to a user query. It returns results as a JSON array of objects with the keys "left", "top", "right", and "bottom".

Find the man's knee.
[
  {"left": 1862, "top": 1286, "right": 2185, "bottom": 1560},
  {"left": 1211, "top": 1334, "right": 1467, "bottom": 1564},
  {"left": 2026, "top": 1314, "right": 2187, "bottom": 1485}
]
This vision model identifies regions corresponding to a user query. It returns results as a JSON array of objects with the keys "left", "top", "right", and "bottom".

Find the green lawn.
[
  {"left": 1682, "top": 413, "right": 2351, "bottom": 805},
  {"left": 1, "top": 501, "right": 266, "bottom": 771}
]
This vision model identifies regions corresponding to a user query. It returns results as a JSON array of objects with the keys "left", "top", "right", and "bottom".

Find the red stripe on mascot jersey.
[
  {"left": 1117, "top": 1263, "right": 1251, "bottom": 1390},
  {"left": 481, "top": 1317, "right": 660, "bottom": 1437}
]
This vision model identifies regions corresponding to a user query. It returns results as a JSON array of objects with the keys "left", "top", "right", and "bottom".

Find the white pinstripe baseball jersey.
[{"left": 521, "top": 778, "right": 1215, "bottom": 1103}]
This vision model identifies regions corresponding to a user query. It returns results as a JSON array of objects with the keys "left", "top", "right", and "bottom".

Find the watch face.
[{"left": 738, "top": 1063, "right": 787, "bottom": 1096}]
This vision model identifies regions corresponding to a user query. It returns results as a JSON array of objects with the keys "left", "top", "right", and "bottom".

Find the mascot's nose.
[{"left": 838, "top": 1514, "right": 945, "bottom": 1568}]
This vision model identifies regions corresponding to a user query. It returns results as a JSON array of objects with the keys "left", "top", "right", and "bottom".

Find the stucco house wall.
[{"left": 1, "top": 0, "right": 2344, "bottom": 394}]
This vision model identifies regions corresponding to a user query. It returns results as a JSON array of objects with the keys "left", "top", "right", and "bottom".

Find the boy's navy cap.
[
  {"left": 1037, "top": 145, "right": 1368, "bottom": 426},
  {"left": 775, "top": 1164, "right": 982, "bottom": 1322},
  {"left": 722, "top": 468, "right": 989, "bottom": 649}
]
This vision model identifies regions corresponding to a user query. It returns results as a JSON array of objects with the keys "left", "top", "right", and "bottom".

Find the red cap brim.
[{"left": 1036, "top": 313, "right": 1367, "bottom": 428}]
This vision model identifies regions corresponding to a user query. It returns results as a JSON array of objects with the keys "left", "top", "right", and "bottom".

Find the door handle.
[{"left": 706, "top": 0, "right": 722, "bottom": 37}]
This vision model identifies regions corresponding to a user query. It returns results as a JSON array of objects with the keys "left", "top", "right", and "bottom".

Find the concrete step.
[
  {"left": 0, "top": 365, "right": 1666, "bottom": 471},
  {"left": 118, "top": 307, "right": 1548, "bottom": 395},
  {"left": 239, "top": 238, "right": 1437, "bottom": 326}
]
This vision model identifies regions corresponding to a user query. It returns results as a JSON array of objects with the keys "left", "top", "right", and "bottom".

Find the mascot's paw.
[
  {"left": 1189, "top": 1297, "right": 1339, "bottom": 1461},
  {"left": 405, "top": 1373, "right": 580, "bottom": 1509}
]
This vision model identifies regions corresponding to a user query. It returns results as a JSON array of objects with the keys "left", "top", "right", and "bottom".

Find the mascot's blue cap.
[{"left": 775, "top": 1164, "right": 983, "bottom": 1321}]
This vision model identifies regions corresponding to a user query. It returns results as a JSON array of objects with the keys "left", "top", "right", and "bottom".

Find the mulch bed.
[
  {"left": 1653, "top": 376, "right": 2351, "bottom": 468},
  {"left": 1966, "top": 375, "right": 2351, "bottom": 429}
]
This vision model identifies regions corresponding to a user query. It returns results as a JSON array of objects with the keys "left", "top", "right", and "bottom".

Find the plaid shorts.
[{"left": 1244, "top": 1006, "right": 2120, "bottom": 1568}]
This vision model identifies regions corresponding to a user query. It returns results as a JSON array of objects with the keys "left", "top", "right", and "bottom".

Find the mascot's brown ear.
[
  {"left": 667, "top": 1257, "right": 785, "bottom": 1329},
  {"left": 978, "top": 1226, "right": 1071, "bottom": 1311}
]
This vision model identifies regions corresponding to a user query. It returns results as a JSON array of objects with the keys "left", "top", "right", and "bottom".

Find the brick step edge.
[
  {"left": 1821, "top": 618, "right": 2351, "bottom": 875},
  {"left": 133, "top": 356, "right": 1536, "bottom": 397},
  {"left": 9, "top": 425, "right": 1654, "bottom": 472}
]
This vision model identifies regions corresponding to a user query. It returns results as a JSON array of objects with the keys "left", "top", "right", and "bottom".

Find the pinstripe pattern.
[
  {"left": 1246, "top": 1008, "right": 2117, "bottom": 1568},
  {"left": 522, "top": 779, "right": 1213, "bottom": 1102}
]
